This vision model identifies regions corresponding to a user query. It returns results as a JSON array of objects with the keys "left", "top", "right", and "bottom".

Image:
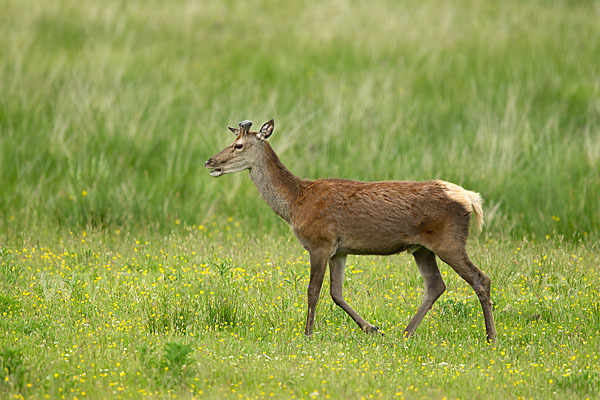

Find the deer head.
[{"left": 205, "top": 119, "right": 274, "bottom": 177}]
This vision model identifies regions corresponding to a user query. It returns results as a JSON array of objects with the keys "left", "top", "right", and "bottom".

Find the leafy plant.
[
  {"left": 159, "top": 342, "right": 194, "bottom": 386},
  {"left": 0, "top": 347, "right": 25, "bottom": 390}
]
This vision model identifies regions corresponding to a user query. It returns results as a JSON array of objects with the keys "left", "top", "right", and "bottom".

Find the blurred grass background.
[{"left": 0, "top": 0, "right": 598, "bottom": 238}]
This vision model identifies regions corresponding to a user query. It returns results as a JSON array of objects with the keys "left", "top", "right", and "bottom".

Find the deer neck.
[{"left": 249, "top": 142, "right": 303, "bottom": 224}]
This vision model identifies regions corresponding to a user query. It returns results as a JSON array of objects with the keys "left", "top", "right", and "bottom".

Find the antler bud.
[{"left": 239, "top": 120, "right": 253, "bottom": 134}]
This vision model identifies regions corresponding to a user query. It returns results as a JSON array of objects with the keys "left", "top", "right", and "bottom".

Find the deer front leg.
[
  {"left": 329, "top": 254, "right": 380, "bottom": 334},
  {"left": 304, "top": 250, "right": 328, "bottom": 336}
]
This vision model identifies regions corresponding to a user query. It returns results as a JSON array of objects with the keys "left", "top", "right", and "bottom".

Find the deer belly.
[{"left": 336, "top": 231, "right": 414, "bottom": 256}]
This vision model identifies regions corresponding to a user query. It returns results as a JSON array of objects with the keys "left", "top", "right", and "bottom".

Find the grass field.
[
  {"left": 1, "top": 0, "right": 600, "bottom": 398},
  {"left": 1, "top": 0, "right": 599, "bottom": 238},
  {"left": 1, "top": 225, "right": 599, "bottom": 399}
]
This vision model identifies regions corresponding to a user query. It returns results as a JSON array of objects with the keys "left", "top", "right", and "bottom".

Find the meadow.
[
  {"left": 1, "top": 0, "right": 599, "bottom": 398},
  {"left": 1, "top": 225, "right": 599, "bottom": 399}
]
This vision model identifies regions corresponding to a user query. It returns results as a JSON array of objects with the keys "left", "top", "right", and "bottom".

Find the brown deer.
[{"left": 205, "top": 119, "right": 496, "bottom": 342}]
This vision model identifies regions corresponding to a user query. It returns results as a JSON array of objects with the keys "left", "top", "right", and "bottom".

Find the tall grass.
[{"left": 1, "top": 0, "right": 599, "bottom": 238}]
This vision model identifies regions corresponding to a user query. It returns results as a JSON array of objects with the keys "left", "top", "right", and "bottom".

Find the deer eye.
[{"left": 234, "top": 143, "right": 243, "bottom": 150}]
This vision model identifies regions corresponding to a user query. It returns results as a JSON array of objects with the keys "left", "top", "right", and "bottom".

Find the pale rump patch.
[{"left": 437, "top": 180, "right": 484, "bottom": 231}]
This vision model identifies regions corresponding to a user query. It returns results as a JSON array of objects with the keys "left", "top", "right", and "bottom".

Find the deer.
[{"left": 205, "top": 119, "right": 496, "bottom": 342}]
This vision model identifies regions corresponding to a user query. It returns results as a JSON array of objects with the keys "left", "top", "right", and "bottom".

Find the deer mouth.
[{"left": 208, "top": 167, "right": 224, "bottom": 177}]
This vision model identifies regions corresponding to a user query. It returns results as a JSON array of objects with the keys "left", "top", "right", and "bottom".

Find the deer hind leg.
[
  {"left": 403, "top": 247, "right": 446, "bottom": 337},
  {"left": 435, "top": 246, "right": 497, "bottom": 342},
  {"left": 329, "top": 254, "right": 379, "bottom": 334}
]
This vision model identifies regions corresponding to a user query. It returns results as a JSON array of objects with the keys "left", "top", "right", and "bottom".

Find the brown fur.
[{"left": 206, "top": 121, "right": 497, "bottom": 342}]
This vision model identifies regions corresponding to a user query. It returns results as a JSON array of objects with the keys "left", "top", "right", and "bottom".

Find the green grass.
[
  {"left": 1, "top": 0, "right": 600, "bottom": 398},
  {"left": 0, "top": 0, "right": 598, "bottom": 238},
  {"left": 1, "top": 224, "right": 599, "bottom": 399}
]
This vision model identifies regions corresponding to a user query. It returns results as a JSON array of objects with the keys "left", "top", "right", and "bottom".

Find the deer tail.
[{"left": 438, "top": 181, "right": 484, "bottom": 232}]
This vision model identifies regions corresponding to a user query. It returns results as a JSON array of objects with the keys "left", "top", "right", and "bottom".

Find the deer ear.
[
  {"left": 257, "top": 119, "right": 274, "bottom": 140},
  {"left": 228, "top": 126, "right": 240, "bottom": 135}
]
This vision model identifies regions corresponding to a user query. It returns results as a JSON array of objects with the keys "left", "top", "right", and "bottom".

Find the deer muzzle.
[{"left": 204, "top": 158, "right": 224, "bottom": 177}]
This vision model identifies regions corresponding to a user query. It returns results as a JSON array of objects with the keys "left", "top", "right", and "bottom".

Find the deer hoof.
[{"left": 363, "top": 325, "right": 383, "bottom": 335}]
